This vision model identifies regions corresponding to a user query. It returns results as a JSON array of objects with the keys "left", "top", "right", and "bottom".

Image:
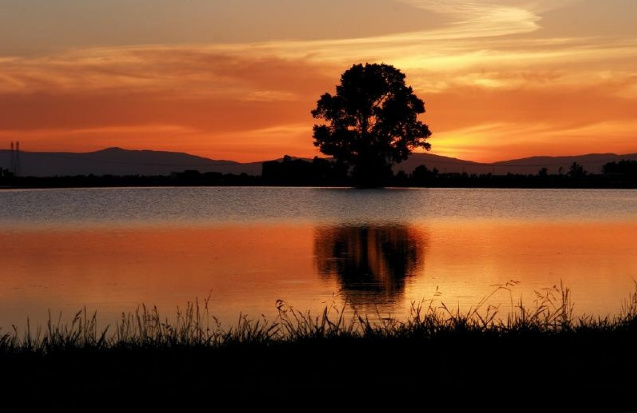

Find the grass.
[
  {"left": 1, "top": 281, "right": 636, "bottom": 412},
  {"left": 2, "top": 280, "right": 635, "bottom": 351}
]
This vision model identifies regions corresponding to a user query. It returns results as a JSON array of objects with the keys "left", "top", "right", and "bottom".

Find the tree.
[
  {"left": 311, "top": 63, "right": 432, "bottom": 188},
  {"left": 602, "top": 160, "right": 637, "bottom": 175},
  {"left": 568, "top": 162, "right": 586, "bottom": 178}
]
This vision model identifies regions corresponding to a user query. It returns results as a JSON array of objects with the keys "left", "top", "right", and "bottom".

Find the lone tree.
[{"left": 311, "top": 63, "right": 432, "bottom": 187}]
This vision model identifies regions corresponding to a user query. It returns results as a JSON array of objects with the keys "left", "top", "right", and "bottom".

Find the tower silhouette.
[{"left": 10, "top": 141, "right": 21, "bottom": 176}]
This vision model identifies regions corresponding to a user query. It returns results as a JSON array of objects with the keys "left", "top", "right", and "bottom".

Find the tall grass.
[{"left": 1, "top": 281, "right": 636, "bottom": 354}]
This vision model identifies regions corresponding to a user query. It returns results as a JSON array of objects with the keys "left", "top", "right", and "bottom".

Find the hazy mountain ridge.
[
  {"left": 0, "top": 147, "right": 263, "bottom": 177},
  {"left": 1, "top": 146, "right": 636, "bottom": 178}
]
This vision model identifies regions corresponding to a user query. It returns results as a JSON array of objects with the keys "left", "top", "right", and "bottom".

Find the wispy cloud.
[{"left": 0, "top": 46, "right": 328, "bottom": 96}]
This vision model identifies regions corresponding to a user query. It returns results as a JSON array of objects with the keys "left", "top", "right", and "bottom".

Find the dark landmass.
[
  {"left": 1, "top": 152, "right": 636, "bottom": 189},
  {"left": 2, "top": 146, "right": 637, "bottom": 177},
  {"left": 2, "top": 327, "right": 636, "bottom": 412}
]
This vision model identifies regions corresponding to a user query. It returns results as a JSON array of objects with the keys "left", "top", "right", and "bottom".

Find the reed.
[{"left": 1, "top": 280, "right": 636, "bottom": 354}]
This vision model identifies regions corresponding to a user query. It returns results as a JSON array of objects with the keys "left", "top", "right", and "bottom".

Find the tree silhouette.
[
  {"left": 602, "top": 160, "right": 637, "bottom": 175},
  {"left": 311, "top": 63, "right": 432, "bottom": 188},
  {"left": 568, "top": 162, "right": 586, "bottom": 178}
]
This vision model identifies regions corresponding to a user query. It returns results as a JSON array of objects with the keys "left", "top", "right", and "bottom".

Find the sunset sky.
[{"left": 1, "top": 0, "right": 635, "bottom": 163}]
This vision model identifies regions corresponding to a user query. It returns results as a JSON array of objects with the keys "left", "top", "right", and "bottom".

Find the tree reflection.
[{"left": 314, "top": 224, "right": 427, "bottom": 306}]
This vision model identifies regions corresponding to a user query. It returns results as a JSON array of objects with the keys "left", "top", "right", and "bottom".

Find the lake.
[{"left": 1, "top": 186, "right": 636, "bottom": 333}]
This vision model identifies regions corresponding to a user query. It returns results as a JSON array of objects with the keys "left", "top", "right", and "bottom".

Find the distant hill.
[
  {"left": 491, "top": 153, "right": 637, "bottom": 175},
  {"left": 1, "top": 146, "right": 635, "bottom": 177},
  {"left": 394, "top": 152, "right": 637, "bottom": 175},
  {"left": 393, "top": 153, "right": 496, "bottom": 175},
  {"left": 0, "top": 147, "right": 263, "bottom": 177}
]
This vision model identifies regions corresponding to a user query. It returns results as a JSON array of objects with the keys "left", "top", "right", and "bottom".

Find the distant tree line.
[
  {"left": 261, "top": 155, "right": 348, "bottom": 186},
  {"left": 260, "top": 157, "right": 637, "bottom": 189},
  {"left": 602, "top": 160, "right": 637, "bottom": 175},
  {"left": 1, "top": 160, "right": 636, "bottom": 189},
  {"left": 0, "top": 169, "right": 260, "bottom": 189}
]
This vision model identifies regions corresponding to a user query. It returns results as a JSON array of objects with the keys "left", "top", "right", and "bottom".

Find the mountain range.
[{"left": 1, "top": 147, "right": 636, "bottom": 178}]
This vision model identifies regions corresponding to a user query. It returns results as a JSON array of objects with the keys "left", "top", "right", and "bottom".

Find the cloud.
[{"left": 0, "top": 44, "right": 340, "bottom": 97}]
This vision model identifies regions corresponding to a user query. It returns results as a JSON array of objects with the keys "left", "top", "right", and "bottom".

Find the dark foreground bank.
[
  {"left": 2, "top": 287, "right": 636, "bottom": 412},
  {"left": 2, "top": 331, "right": 636, "bottom": 412}
]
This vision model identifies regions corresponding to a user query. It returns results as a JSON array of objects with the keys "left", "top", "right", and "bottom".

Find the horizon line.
[{"left": 3, "top": 144, "right": 637, "bottom": 167}]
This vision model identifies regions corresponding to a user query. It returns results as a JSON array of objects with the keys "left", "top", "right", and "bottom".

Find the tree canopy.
[{"left": 311, "top": 63, "right": 432, "bottom": 187}]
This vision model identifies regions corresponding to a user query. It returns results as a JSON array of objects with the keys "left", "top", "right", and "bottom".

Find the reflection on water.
[{"left": 314, "top": 225, "right": 427, "bottom": 307}]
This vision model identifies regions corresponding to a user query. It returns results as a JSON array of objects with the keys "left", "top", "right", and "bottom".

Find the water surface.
[{"left": 1, "top": 187, "right": 635, "bottom": 331}]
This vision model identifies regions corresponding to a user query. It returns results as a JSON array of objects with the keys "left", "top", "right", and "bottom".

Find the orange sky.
[{"left": 1, "top": 0, "right": 635, "bottom": 163}]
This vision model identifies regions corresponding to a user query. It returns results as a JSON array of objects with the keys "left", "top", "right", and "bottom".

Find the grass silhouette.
[{"left": 1, "top": 281, "right": 636, "bottom": 412}]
